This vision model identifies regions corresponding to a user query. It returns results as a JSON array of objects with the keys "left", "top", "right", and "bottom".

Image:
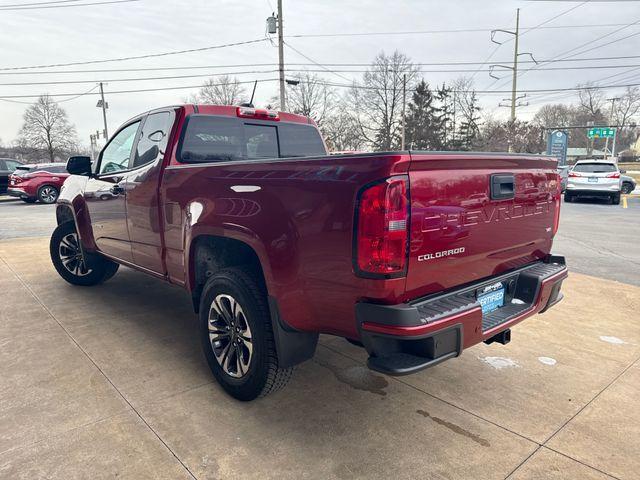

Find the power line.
[
  {"left": 0, "top": 69, "right": 279, "bottom": 86},
  {"left": 0, "top": 38, "right": 268, "bottom": 71},
  {"left": 0, "top": 0, "right": 81, "bottom": 7},
  {"left": 1, "top": 54, "right": 639, "bottom": 76},
  {"left": 284, "top": 41, "right": 352, "bottom": 82},
  {"left": 3, "top": 63, "right": 640, "bottom": 87},
  {"left": 0, "top": 78, "right": 279, "bottom": 99},
  {"left": 0, "top": 0, "right": 139, "bottom": 10},
  {"left": 0, "top": 84, "right": 98, "bottom": 105},
  {"left": 489, "top": 18, "right": 640, "bottom": 92},
  {"left": 285, "top": 23, "right": 631, "bottom": 38},
  {"left": 6, "top": 78, "right": 638, "bottom": 100}
]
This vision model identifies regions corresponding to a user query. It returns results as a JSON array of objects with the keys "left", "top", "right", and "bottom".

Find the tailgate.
[{"left": 405, "top": 153, "right": 560, "bottom": 299}]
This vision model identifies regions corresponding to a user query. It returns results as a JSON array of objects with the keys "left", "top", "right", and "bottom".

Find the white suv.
[{"left": 565, "top": 160, "right": 622, "bottom": 205}]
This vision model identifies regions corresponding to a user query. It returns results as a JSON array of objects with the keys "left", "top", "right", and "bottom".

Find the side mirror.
[
  {"left": 67, "top": 156, "right": 92, "bottom": 176},
  {"left": 620, "top": 169, "right": 626, "bottom": 174}
]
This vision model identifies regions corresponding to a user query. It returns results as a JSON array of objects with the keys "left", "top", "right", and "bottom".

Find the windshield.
[{"left": 572, "top": 163, "right": 617, "bottom": 174}]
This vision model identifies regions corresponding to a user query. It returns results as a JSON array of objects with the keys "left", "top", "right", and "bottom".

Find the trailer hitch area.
[{"left": 484, "top": 329, "right": 511, "bottom": 346}]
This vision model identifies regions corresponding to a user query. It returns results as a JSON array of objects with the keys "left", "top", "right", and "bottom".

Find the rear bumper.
[
  {"left": 7, "top": 187, "right": 28, "bottom": 198},
  {"left": 566, "top": 183, "right": 620, "bottom": 194},
  {"left": 356, "top": 256, "right": 568, "bottom": 376}
]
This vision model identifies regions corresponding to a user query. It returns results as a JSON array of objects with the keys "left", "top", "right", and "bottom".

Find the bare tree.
[
  {"left": 187, "top": 75, "right": 247, "bottom": 105},
  {"left": 322, "top": 108, "right": 368, "bottom": 152},
  {"left": 475, "top": 115, "right": 544, "bottom": 153},
  {"left": 17, "top": 94, "right": 78, "bottom": 162},
  {"left": 450, "top": 76, "right": 481, "bottom": 149},
  {"left": 612, "top": 86, "right": 640, "bottom": 151},
  {"left": 348, "top": 51, "right": 419, "bottom": 150},
  {"left": 283, "top": 72, "right": 336, "bottom": 126},
  {"left": 533, "top": 104, "right": 575, "bottom": 128},
  {"left": 577, "top": 82, "right": 605, "bottom": 117}
]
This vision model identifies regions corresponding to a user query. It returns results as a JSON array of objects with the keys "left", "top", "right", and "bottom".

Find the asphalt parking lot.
[{"left": 0, "top": 195, "right": 639, "bottom": 479}]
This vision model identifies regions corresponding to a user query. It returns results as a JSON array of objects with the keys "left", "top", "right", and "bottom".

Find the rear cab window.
[
  {"left": 572, "top": 163, "right": 617, "bottom": 173},
  {"left": 179, "top": 115, "right": 326, "bottom": 163}
]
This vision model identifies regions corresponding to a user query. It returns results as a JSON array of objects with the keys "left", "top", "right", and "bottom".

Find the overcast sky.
[{"left": 1, "top": 0, "right": 639, "bottom": 148}]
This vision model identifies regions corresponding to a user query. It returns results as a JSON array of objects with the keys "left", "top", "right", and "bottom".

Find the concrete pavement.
[{"left": 0, "top": 236, "right": 638, "bottom": 479}]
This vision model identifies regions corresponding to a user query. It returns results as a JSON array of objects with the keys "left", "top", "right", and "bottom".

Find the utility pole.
[
  {"left": 510, "top": 8, "right": 520, "bottom": 122},
  {"left": 604, "top": 97, "right": 619, "bottom": 160},
  {"left": 401, "top": 73, "right": 407, "bottom": 150},
  {"left": 277, "top": 0, "right": 286, "bottom": 112},
  {"left": 489, "top": 8, "right": 537, "bottom": 152},
  {"left": 98, "top": 82, "right": 109, "bottom": 140}
]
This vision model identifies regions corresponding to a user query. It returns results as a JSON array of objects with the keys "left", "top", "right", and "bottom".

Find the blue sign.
[{"left": 547, "top": 130, "right": 568, "bottom": 166}]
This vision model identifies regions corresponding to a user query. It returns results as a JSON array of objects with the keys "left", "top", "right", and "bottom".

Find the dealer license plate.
[{"left": 477, "top": 283, "right": 505, "bottom": 314}]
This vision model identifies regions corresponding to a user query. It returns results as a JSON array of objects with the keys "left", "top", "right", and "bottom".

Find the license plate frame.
[{"left": 477, "top": 283, "right": 506, "bottom": 314}]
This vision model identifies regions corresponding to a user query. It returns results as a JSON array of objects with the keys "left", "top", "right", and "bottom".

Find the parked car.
[
  {"left": 565, "top": 160, "right": 622, "bottom": 204},
  {"left": 621, "top": 174, "right": 636, "bottom": 194},
  {"left": 51, "top": 105, "right": 567, "bottom": 401},
  {"left": 0, "top": 158, "right": 24, "bottom": 194},
  {"left": 7, "top": 163, "right": 69, "bottom": 203}
]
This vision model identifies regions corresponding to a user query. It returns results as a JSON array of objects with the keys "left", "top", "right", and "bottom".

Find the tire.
[
  {"left": 50, "top": 222, "right": 119, "bottom": 286},
  {"left": 38, "top": 185, "right": 59, "bottom": 204},
  {"left": 199, "top": 268, "right": 292, "bottom": 401},
  {"left": 564, "top": 193, "right": 573, "bottom": 203},
  {"left": 21, "top": 198, "right": 37, "bottom": 204},
  {"left": 621, "top": 183, "right": 634, "bottom": 194},
  {"left": 612, "top": 193, "right": 621, "bottom": 205}
]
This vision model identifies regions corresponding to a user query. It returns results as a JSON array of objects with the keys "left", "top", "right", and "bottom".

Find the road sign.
[
  {"left": 547, "top": 130, "right": 568, "bottom": 166},
  {"left": 587, "top": 127, "right": 615, "bottom": 138}
]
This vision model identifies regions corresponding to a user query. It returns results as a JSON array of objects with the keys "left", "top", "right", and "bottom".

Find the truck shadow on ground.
[{"left": 29, "top": 263, "right": 508, "bottom": 477}]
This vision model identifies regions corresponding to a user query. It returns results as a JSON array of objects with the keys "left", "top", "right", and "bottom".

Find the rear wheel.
[
  {"left": 199, "top": 268, "right": 292, "bottom": 401},
  {"left": 38, "top": 185, "right": 59, "bottom": 204},
  {"left": 612, "top": 193, "right": 621, "bottom": 205},
  {"left": 50, "top": 222, "right": 119, "bottom": 286},
  {"left": 621, "top": 183, "right": 634, "bottom": 194},
  {"left": 564, "top": 193, "right": 573, "bottom": 203}
]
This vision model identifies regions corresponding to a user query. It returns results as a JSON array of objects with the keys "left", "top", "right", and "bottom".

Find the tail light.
[
  {"left": 236, "top": 107, "right": 280, "bottom": 121},
  {"left": 354, "top": 176, "right": 409, "bottom": 278},
  {"left": 553, "top": 175, "right": 561, "bottom": 237},
  {"left": 606, "top": 172, "right": 620, "bottom": 178},
  {"left": 568, "top": 172, "right": 580, "bottom": 177}
]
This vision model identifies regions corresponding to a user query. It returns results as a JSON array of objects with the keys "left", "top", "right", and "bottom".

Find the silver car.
[{"left": 565, "top": 160, "right": 621, "bottom": 205}]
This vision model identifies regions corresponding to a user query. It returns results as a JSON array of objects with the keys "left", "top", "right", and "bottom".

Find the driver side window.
[{"left": 99, "top": 121, "right": 140, "bottom": 174}]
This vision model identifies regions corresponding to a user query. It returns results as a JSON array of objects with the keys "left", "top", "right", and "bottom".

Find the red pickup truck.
[{"left": 51, "top": 104, "right": 567, "bottom": 401}]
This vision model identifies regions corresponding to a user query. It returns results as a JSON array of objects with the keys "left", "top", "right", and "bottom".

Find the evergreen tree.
[
  {"left": 435, "top": 83, "right": 454, "bottom": 149},
  {"left": 405, "top": 80, "right": 442, "bottom": 150}
]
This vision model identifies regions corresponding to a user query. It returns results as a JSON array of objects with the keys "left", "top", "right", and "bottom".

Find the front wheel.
[
  {"left": 50, "top": 222, "right": 119, "bottom": 286},
  {"left": 200, "top": 268, "right": 292, "bottom": 401}
]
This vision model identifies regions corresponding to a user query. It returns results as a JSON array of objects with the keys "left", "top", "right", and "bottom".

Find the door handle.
[
  {"left": 110, "top": 184, "right": 125, "bottom": 195},
  {"left": 490, "top": 174, "right": 515, "bottom": 200}
]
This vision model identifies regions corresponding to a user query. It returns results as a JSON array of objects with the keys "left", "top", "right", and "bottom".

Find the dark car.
[
  {"left": 621, "top": 174, "right": 636, "bottom": 194},
  {"left": 7, "top": 163, "right": 69, "bottom": 203},
  {"left": 0, "top": 158, "right": 24, "bottom": 194}
]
